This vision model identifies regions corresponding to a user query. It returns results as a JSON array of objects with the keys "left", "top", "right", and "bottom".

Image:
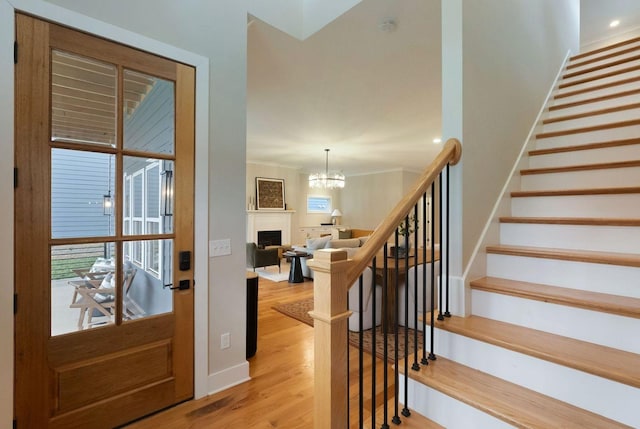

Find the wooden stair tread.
[
  {"left": 400, "top": 356, "right": 631, "bottom": 429},
  {"left": 471, "top": 276, "right": 640, "bottom": 319},
  {"left": 550, "top": 88, "right": 640, "bottom": 111},
  {"left": 543, "top": 102, "right": 640, "bottom": 124},
  {"left": 520, "top": 159, "right": 640, "bottom": 175},
  {"left": 363, "top": 398, "right": 444, "bottom": 429},
  {"left": 555, "top": 75, "right": 640, "bottom": 100},
  {"left": 571, "top": 36, "right": 640, "bottom": 62},
  {"left": 568, "top": 44, "right": 640, "bottom": 70},
  {"left": 486, "top": 244, "right": 640, "bottom": 268},
  {"left": 511, "top": 186, "right": 640, "bottom": 197},
  {"left": 559, "top": 64, "right": 640, "bottom": 89},
  {"left": 426, "top": 315, "right": 640, "bottom": 389},
  {"left": 499, "top": 216, "right": 640, "bottom": 227},
  {"left": 563, "top": 53, "right": 640, "bottom": 79},
  {"left": 529, "top": 137, "right": 640, "bottom": 156},
  {"left": 535, "top": 119, "right": 640, "bottom": 139}
]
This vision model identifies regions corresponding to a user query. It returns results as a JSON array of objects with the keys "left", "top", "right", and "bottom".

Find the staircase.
[{"left": 401, "top": 38, "right": 640, "bottom": 428}]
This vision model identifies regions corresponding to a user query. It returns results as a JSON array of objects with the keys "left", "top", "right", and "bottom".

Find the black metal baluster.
[
  {"left": 402, "top": 215, "right": 411, "bottom": 418},
  {"left": 371, "top": 257, "right": 377, "bottom": 429},
  {"left": 445, "top": 164, "right": 451, "bottom": 318},
  {"left": 438, "top": 172, "right": 445, "bottom": 322},
  {"left": 421, "top": 194, "right": 429, "bottom": 366},
  {"left": 411, "top": 204, "right": 420, "bottom": 372},
  {"left": 359, "top": 275, "right": 364, "bottom": 429},
  {"left": 430, "top": 182, "right": 437, "bottom": 361},
  {"left": 392, "top": 232, "right": 401, "bottom": 425},
  {"left": 381, "top": 245, "right": 390, "bottom": 429}
]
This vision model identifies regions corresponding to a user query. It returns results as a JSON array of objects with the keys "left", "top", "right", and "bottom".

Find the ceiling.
[{"left": 247, "top": 0, "right": 640, "bottom": 177}]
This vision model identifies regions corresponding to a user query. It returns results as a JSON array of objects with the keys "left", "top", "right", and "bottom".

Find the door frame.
[{"left": 0, "top": 1, "right": 210, "bottom": 425}]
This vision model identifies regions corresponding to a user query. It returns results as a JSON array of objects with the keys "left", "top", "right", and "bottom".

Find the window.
[{"left": 307, "top": 195, "right": 332, "bottom": 214}]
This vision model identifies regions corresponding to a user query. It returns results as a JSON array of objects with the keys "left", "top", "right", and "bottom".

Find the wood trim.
[
  {"left": 535, "top": 119, "right": 640, "bottom": 139},
  {"left": 14, "top": 14, "right": 52, "bottom": 428},
  {"left": 542, "top": 102, "right": 640, "bottom": 125},
  {"left": 485, "top": 244, "right": 640, "bottom": 268},
  {"left": 173, "top": 62, "right": 196, "bottom": 401},
  {"left": 511, "top": 186, "right": 640, "bottom": 197},
  {"left": 563, "top": 53, "right": 640, "bottom": 79},
  {"left": 559, "top": 64, "right": 640, "bottom": 89},
  {"left": 471, "top": 277, "right": 640, "bottom": 319},
  {"left": 346, "top": 138, "right": 461, "bottom": 286},
  {"left": 48, "top": 21, "right": 177, "bottom": 81},
  {"left": 499, "top": 217, "right": 640, "bottom": 227},
  {"left": 550, "top": 88, "right": 640, "bottom": 111},
  {"left": 529, "top": 137, "right": 640, "bottom": 156},
  {"left": 401, "top": 356, "right": 630, "bottom": 428},
  {"left": 520, "top": 160, "right": 640, "bottom": 175},
  {"left": 428, "top": 315, "right": 640, "bottom": 389},
  {"left": 571, "top": 36, "right": 640, "bottom": 61},
  {"left": 568, "top": 44, "right": 640, "bottom": 70}
]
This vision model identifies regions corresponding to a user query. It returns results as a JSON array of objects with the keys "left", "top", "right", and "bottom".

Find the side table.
[{"left": 283, "top": 250, "right": 310, "bottom": 283}]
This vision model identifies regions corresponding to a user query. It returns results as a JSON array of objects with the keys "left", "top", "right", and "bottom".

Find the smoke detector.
[{"left": 379, "top": 19, "right": 397, "bottom": 33}]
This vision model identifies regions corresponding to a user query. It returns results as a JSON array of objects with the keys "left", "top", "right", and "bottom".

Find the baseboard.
[
  {"left": 446, "top": 275, "right": 468, "bottom": 317},
  {"left": 207, "top": 361, "right": 251, "bottom": 395}
]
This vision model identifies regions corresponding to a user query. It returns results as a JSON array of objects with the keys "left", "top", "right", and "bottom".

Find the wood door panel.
[
  {"left": 55, "top": 340, "right": 173, "bottom": 412},
  {"left": 48, "top": 315, "right": 174, "bottom": 366},
  {"left": 50, "top": 379, "right": 177, "bottom": 429},
  {"left": 15, "top": 14, "right": 195, "bottom": 428}
]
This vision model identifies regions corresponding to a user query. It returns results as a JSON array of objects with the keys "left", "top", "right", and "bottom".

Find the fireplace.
[
  {"left": 258, "top": 230, "right": 282, "bottom": 247},
  {"left": 247, "top": 210, "right": 293, "bottom": 246}
]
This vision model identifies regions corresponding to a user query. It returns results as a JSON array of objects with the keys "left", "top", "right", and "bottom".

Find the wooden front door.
[{"left": 14, "top": 14, "right": 195, "bottom": 428}]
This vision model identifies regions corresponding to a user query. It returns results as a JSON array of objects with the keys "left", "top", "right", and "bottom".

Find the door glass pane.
[
  {"left": 123, "top": 239, "right": 173, "bottom": 321},
  {"left": 123, "top": 157, "right": 173, "bottom": 235},
  {"left": 123, "top": 70, "right": 175, "bottom": 155},
  {"left": 51, "top": 243, "right": 116, "bottom": 336},
  {"left": 51, "top": 50, "right": 117, "bottom": 147},
  {"left": 51, "top": 149, "right": 115, "bottom": 239}
]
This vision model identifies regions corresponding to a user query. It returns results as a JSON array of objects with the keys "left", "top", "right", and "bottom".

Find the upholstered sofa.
[{"left": 291, "top": 230, "right": 372, "bottom": 279}]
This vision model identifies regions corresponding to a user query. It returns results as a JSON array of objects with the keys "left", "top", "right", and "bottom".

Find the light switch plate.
[{"left": 209, "top": 239, "right": 231, "bottom": 257}]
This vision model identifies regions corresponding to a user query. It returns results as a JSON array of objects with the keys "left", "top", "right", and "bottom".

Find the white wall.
[{"left": 444, "top": 0, "right": 580, "bottom": 271}]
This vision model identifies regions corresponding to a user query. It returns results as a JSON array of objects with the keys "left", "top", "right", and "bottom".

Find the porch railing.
[{"left": 309, "top": 138, "right": 461, "bottom": 428}]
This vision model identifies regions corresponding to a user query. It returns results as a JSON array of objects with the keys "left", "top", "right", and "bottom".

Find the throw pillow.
[
  {"left": 306, "top": 235, "right": 332, "bottom": 250},
  {"left": 358, "top": 235, "right": 371, "bottom": 246},
  {"left": 338, "top": 230, "right": 352, "bottom": 239}
]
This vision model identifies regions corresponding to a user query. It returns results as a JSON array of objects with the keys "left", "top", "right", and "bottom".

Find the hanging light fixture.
[{"left": 308, "top": 148, "right": 345, "bottom": 189}]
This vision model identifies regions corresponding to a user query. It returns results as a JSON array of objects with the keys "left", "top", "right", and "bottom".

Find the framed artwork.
[{"left": 256, "top": 177, "right": 285, "bottom": 210}]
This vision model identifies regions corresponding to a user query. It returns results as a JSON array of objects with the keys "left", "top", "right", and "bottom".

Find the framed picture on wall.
[{"left": 256, "top": 177, "right": 285, "bottom": 210}]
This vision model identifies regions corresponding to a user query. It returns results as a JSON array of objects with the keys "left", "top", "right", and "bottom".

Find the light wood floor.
[{"left": 124, "top": 276, "right": 317, "bottom": 428}]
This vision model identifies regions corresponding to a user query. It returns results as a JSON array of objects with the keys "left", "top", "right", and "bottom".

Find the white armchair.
[
  {"left": 347, "top": 267, "right": 382, "bottom": 331},
  {"left": 397, "top": 260, "right": 441, "bottom": 331}
]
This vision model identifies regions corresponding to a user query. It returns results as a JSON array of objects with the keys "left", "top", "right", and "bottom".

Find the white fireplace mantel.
[{"left": 247, "top": 210, "right": 295, "bottom": 245}]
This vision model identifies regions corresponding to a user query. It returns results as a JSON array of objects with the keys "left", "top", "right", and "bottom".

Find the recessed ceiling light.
[
  {"left": 610, "top": 20, "right": 620, "bottom": 28},
  {"left": 433, "top": 138, "right": 442, "bottom": 144}
]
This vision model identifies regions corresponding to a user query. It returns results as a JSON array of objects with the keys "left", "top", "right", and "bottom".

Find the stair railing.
[{"left": 309, "top": 138, "right": 462, "bottom": 429}]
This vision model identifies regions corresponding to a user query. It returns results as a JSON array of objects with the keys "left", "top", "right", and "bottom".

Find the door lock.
[{"left": 163, "top": 280, "right": 190, "bottom": 290}]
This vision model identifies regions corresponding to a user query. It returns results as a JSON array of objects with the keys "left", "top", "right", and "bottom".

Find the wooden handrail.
[{"left": 346, "top": 138, "right": 462, "bottom": 286}]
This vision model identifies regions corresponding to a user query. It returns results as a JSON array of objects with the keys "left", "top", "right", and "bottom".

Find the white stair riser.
[
  {"left": 400, "top": 379, "right": 515, "bottom": 429},
  {"left": 547, "top": 91, "right": 640, "bottom": 118},
  {"left": 511, "top": 194, "right": 640, "bottom": 217},
  {"left": 425, "top": 330, "right": 640, "bottom": 428},
  {"left": 541, "top": 106, "right": 640, "bottom": 134},
  {"left": 486, "top": 253, "right": 640, "bottom": 298},
  {"left": 471, "top": 289, "right": 640, "bottom": 354},
  {"left": 552, "top": 80, "right": 640, "bottom": 105},
  {"left": 528, "top": 144, "right": 640, "bottom": 168},
  {"left": 520, "top": 166, "right": 640, "bottom": 191},
  {"left": 558, "top": 69, "right": 640, "bottom": 95},
  {"left": 562, "top": 58, "right": 640, "bottom": 87},
  {"left": 536, "top": 123, "right": 640, "bottom": 149},
  {"left": 499, "top": 222, "right": 640, "bottom": 254},
  {"left": 568, "top": 43, "right": 640, "bottom": 73}
]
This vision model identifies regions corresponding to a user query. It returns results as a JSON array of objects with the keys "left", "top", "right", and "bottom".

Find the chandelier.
[{"left": 309, "top": 148, "right": 345, "bottom": 189}]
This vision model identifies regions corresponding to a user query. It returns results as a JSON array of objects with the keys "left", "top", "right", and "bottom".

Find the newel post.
[{"left": 307, "top": 249, "right": 351, "bottom": 429}]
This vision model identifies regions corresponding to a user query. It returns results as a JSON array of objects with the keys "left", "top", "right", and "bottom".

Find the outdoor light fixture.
[
  {"left": 161, "top": 169, "right": 174, "bottom": 216},
  {"left": 309, "top": 149, "right": 345, "bottom": 189},
  {"left": 103, "top": 192, "right": 113, "bottom": 216}
]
